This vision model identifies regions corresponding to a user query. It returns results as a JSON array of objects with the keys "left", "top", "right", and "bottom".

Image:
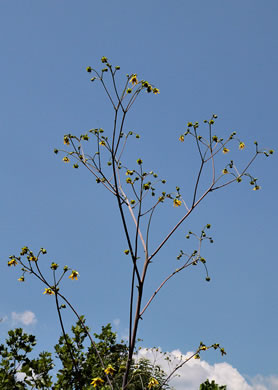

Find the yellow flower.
[
  {"left": 43, "top": 288, "right": 54, "bottom": 295},
  {"left": 104, "top": 365, "right": 116, "bottom": 376},
  {"left": 130, "top": 74, "right": 138, "bottom": 86},
  {"left": 194, "top": 354, "right": 200, "bottom": 359},
  {"left": 28, "top": 255, "right": 37, "bottom": 262},
  {"left": 99, "top": 140, "right": 106, "bottom": 146},
  {"left": 239, "top": 142, "right": 245, "bottom": 150},
  {"left": 179, "top": 135, "right": 185, "bottom": 142},
  {"left": 8, "top": 258, "right": 18, "bottom": 267},
  {"left": 173, "top": 199, "right": 182, "bottom": 207},
  {"left": 18, "top": 276, "right": 25, "bottom": 282},
  {"left": 21, "top": 246, "right": 28, "bottom": 255},
  {"left": 153, "top": 88, "right": 160, "bottom": 94},
  {"left": 222, "top": 147, "right": 229, "bottom": 154},
  {"left": 148, "top": 378, "right": 159, "bottom": 389},
  {"left": 222, "top": 168, "right": 228, "bottom": 174},
  {"left": 91, "top": 377, "right": 105, "bottom": 387},
  {"left": 64, "top": 136, "right": 70, "bottom": 145},
  {"left": 69, "top": 270, "right": 79, "bottom": 280},
  {"left": 63, "top": 157, "right": 70, "bottom": 163},
  {"left": 253, "top": 185, "right": 261, "bottom": 191}
]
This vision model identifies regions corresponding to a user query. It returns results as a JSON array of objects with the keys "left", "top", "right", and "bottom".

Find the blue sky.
[{"left": 0, "top": 1, "right": 277, "bottom": 388}]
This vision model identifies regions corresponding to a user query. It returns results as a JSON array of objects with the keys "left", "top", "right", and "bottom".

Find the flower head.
[
  {"left": 43, "top": 288, "right": 54, "bottom": 295},
  {"left": 222, "top": 147, "right": 230, "bottom": 154},
  {"left": 173, "top": 199, "right": 182, "bottom": 207},
  {"left": 239, "top": 142, "right": 245, "bottom": 150},
  {"left": 28, "top": 255, "right": 37, "bottom": 262},
  {"left": 253, "top": 185, "right": 261, "bottom": 191},
  {"left": 91, "top": 377, "right": 105, "bottom": 387},
  {"left": 153, "top": 88, "right": 160, "bottom": 94},
  {"left": 130, "top": 74, "right": 138, "bottom": 86},
  {"left": 63, "top": 157, "right": 70, "bottom": 163},
  {"left": 99, "top": 140, "right": 106, "bottom": 146},
  {"left": 148, "top": 378, "right": 159, "bottom": 388},
  {"left": 179, "top": 135, "right": 185, "bottom": 142},
  {"left": 69, "top": 270, "right": 79, "bottom": 280},
  {"left": 18, "top": 276, "right": 25, "bottom": 282},
  {"left": 104, "top": 365, "right": 116, "bottom": 376},
  {"left": 64, "top": 136, "right": 70, "bottom": 146},
  {"left": 8, "top": 258, "right": 18, "bottom": 267},
  {"left": 222, "top": 168, "right": 228, "bottom": 174},
  {"left": 21, "top": 246, "right": 28, "bottom": 255}
]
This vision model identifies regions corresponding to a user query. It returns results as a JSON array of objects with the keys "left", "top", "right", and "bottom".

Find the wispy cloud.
[
  {"left": 113, "top": 318, "right": 120, "bottom": 328},
  {"left": 0, "top": 315, "right": 8, "bottom": 323},
  {"left": 11, "top": 311, "right": 37, "bottom": 326},
  {"left": 137, "top": 348, "right": 278, "bottom": 390},
  {"left": 249, "top": 374, "right": 278, "bottom": 390}
]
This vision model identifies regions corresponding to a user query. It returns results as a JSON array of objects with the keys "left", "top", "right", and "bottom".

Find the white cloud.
[
  {"left": 0, "top": 315, "right": 8, "bottom": 323},
  {"left": 137, "top": 348, "right": 278, "bottom": 390},
  {"left": 11, "top": 311, "right": 37, "bottom": 326},
  {"left": 250, "top": 375, "right": 278, "bottom": 390},
  {"left": 113, "top": 318, "right": 120, "bottom": 328}
]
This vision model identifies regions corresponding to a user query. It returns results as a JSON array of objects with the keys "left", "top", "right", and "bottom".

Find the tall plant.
[{"left": 7, "top": 57, "right": 273, "bottom": 389}]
